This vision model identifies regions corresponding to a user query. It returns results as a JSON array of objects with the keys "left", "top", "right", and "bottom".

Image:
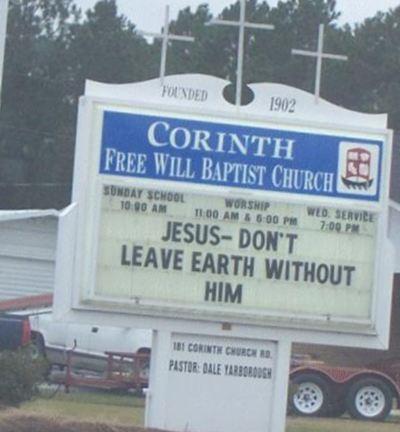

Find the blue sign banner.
[{"left": 100, "top": 111, "right": 383, "bottom": 201}]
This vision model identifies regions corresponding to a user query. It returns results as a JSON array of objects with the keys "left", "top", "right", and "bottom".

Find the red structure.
[
  {"left": 289, "top": 356, "right": 400, "bottom": 421},
  {"left": 62, "top": 346, "right": 150, "bottom": 393}
]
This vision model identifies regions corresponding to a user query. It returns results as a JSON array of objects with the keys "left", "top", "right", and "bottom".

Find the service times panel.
[{"left": 91, "top": 183, "right": 378, "bottom": 324}]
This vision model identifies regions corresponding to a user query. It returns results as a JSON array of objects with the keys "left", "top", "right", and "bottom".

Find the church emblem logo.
[
  {"left": 341, "top": 148, "right": 374, "bottom": 190},
  {"left": 337, "top": 142, "right": 380, "bottom": 197}
]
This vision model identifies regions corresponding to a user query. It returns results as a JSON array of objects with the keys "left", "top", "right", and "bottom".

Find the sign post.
[
  {"left": 145, "top": 332, "right": 291, "bottom": 432},
  {"left": 52, "top": 72, "right": 394, "bottom": 432}
]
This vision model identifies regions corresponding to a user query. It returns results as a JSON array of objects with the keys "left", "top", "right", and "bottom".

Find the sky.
[{"left": 76, "top": 0, "right": 400, "bottom": 32}]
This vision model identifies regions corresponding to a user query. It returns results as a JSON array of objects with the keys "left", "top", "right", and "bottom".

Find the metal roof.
[
  {"left": 0, "top": 209, "right": 59, "bottom": 222},
  {"left": 0, "top": 215, "right": 58, "bottom": 303}
]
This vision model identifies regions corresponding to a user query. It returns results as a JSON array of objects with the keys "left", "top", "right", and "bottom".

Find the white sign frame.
[{"left": 53, "top": 74, "right": 394, "bottom": 351}]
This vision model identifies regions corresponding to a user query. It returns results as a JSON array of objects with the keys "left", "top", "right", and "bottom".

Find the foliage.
[
  {"left": 350, "top": 8, "right": 400, "bottom": 129},
  {"left": 1, "top": 0, "right": 80, "bottom": 188},
  {"left": 1, "top": 0, "right": 400, "bottom": 208},
  {"left": 0, "top": 346, "right": 47, "bottom": 406},
  {"left": 68, "top": 0, "right": 153, "bottom": 86}
]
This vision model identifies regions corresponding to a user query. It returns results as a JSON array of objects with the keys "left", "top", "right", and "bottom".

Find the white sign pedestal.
[{"left": 145, "top": 331, "right": 291, "bottom": 432}]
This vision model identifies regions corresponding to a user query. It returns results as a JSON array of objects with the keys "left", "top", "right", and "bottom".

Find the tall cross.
[
  {"left": 0, "top": 0, "right": 9, "bottom": 108},
  {"left": 206, "top": 0, "right": 274, "bottom": 106},
  {"left": 141, "top": 5, "right": 194, "bottom": 85},
  {"left": 292, "top": 24, "right": 348, "bottom": 103}
]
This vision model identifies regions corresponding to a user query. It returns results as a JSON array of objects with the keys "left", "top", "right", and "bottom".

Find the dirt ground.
[
  {"left": 1, "top": 412, "right": 400, "bottom": 432},
  {"left": 0, "top": 412, "right": 159, "bottom": 432}
]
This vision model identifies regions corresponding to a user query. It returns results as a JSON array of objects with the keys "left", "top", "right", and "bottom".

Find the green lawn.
[
  {"left": 3, "top": 389, "right": 398, "bottom": 432},
  {"left": 287, "top": 416, "right": 400, "bottom": 432},
  {"left": 21, "top": 389, "right": 145, "bottom": 426}
]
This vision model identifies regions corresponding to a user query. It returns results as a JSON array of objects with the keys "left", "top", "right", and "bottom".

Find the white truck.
[{"left": 29, "top": 309, "right": 152, "bottom": 373}]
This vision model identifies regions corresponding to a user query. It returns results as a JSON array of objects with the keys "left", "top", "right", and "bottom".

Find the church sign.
[{"left": 66, "top": 78, "right": 392, "bottom": 338}]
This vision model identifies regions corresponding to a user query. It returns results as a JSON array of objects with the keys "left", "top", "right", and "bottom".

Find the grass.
[
  {"left": 287, "top": 415, "right": 400, "bottom": 432},
  {"left": 1, "top": 389, "right": 399, "bottom": 432},
  {"left": 19, "top": 388, "right": 145, "bottom": 426}
]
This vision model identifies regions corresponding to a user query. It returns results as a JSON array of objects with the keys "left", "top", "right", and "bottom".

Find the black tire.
[
  {"left": 345, "top": 378, "right": 393, "bottom": 421},
  {"left": 290, "top": 373, "right": 331, "bottom": 417},
  {"left": 30, "top": 333, "right": 51, "bottom": 379},
  {"left": 30, "top": 333, "right": 46, "bottom": 359},
  {"left": 137, "top": 348, "right": 151, "bottom": 382}
]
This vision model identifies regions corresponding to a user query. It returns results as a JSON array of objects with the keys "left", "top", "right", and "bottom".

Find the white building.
[{"left": 0, "top": 210, "right": 58, "bottom": 304}]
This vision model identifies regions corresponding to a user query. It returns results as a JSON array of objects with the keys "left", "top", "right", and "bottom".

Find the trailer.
[
  {"left": 289, "top": 357, "right": 400, "bottom": 421},
  {"left": 49, "top": 344, "right": 150, "bottom": 393}
]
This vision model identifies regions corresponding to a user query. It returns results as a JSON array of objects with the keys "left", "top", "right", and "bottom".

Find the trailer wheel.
[
  {"left": 290, "top": 373, "right": 331, "bottom": 417},
  {"left": 346, "top": 378, "right": 393, "bottom": 421}
]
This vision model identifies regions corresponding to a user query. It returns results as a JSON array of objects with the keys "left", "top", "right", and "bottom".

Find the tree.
[
  {"left": 2, "top": 0, "right": 400, "bottom": 208},
  {"left": 167, "top": 0, "right": 345, "bottom": 96},
  {"left": 349, "top": 7, "right": 400, "bottom": 129},
  {"left": 68, "top": 0, "right": 153, "bottom": 87},
  {"left": 249, "top": 0, "right": 341, "bottom": 88},
  {"left": 1, "top": 0, "right": 154, "bottom": 208},
  {"left": 1, "top": 0, "right": 80, "bottom": 200}
]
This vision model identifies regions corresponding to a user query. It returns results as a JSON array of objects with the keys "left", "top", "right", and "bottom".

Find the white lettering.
[
  {"left": 148, "top": 121, "right": 169, "bottom": 147},
  {"left": 104, "top": 148, "right": 116, "bottom": 171},
  {"left": 170, "top": 127, "right": 191, "bottom": 149},
  {"left": 272, "top": 138, "right": 295, "bottom": 160},
  {"left": 271, "top": 166, "right": 334, "bottom": 193},
  {"left": 146, "top": 121, "right": 296, "bottom": 160}
]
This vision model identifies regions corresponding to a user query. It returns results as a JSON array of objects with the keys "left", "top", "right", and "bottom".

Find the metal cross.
[
  {"left": 0, "top": 0, "right": 9, "bottom": 108},
  {"left": 140, "top": 5, "right": 194, "bottom": 85},
  {"left": 206, "top": 0, "right": 274, "bottom": 106},
  {"left": 292, "top": 24, "right": 348, "bottom": 103}
]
